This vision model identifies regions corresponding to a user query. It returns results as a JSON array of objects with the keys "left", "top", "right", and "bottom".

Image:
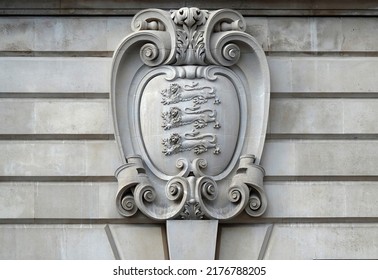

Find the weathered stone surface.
[
  {"left": 218, "top": 224, "right": 271, "bottom": 259},
  {"left": 0, "top": 225, "right": 114, "bottom": 259},
  {"left": 2, "top": 17, "right": 378, "bottom": 52},
  {"left": 0, "top": 182, "right": 118, "bottom": 220},
  {"left": 1, "top": 1, "right": 378, "bottom": 16},
  {"left": 108, "top": 224, "right": 166, "bottom": 260},
  {"left": 262, "top": 140, "right": 378, "bottom": 176},
  {"left": 269, "top": 99, "right": 343, "bottom": 134},
  {"left": 34, "top": 182, "right": 99, "bottom": 218},
  {"left": 0, "top": 99, "right": 111, "bottom": 134},
  {"left": 2, "top": 181, "right": 378, "bottom": 219},
  {"left": 265, "top": 181, "right": 378, "bottom": 218},
  {"left": 270, "top": 99, "right": 378, "bottom": 134},
  {"left": 1, "top": 57, "right": 378, "bottom": 94},
  {"left": 5, "top": 98, "right": 378, "bottom": 136},
  {"left": 0, "top": 3, "right": 377, "bottom": 261},
  {"left": 269, "top": 57, "right": 378, "bottom": 92},
  {"left": 0, "top": 183, "right": 34, "bottom": 219},
  {"left": 0, "top": 141, "right": 121, "bottom": 176},
  {"left": 0, "top": 57, "right": 110, "bottom": 93},
  {"left": 264, "top": 223, "right": 378, "bottom": 259},
  {"left": 3, "top": 140, "right": 378, "bottom": 177}
]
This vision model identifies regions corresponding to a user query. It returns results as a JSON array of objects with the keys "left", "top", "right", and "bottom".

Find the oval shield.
[{"left": 136, "top": 65, "right": 246, "bottom": 180}]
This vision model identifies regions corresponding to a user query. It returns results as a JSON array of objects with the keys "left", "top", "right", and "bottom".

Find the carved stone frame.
[{"left": 111, "top": 7, "right": 270, "bottom": 221}]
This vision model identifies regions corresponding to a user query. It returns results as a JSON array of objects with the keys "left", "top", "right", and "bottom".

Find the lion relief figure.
[
  {"left": 161, "top": 106, "right": 218, "bottom": 130},
  {"left": 162, "top": 131, "right": 221, "bottom": 155},
  {"left": 160, "top": 82, "right": 216, "bottom": 105}
]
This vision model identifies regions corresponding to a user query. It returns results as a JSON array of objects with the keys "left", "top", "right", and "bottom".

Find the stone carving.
[
  {"left": 162, "top": 106, "right": 218, "bottom": 130},
  {"left": 161, "top": 83, "right": 216, "bottom": 105},
  {"left": 171, "top": 7, "right": 209, "bottom": 65},
  {"left": 111, "top": 7, "right": 270, "bottom": 220},
  {"left": 162, "top": 131, "right": 220, "bottom": 155}
]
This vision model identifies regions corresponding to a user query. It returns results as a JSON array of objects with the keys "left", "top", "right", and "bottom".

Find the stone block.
[
  {"left": 34, "top": 182, "right": 99, "bottom": 219},
  {"left": 98, "top": 183, "right": 119, "bottom": 218},
  {"left": 262, "top": 140, "right": 378, "bottom": 176},
  {"left": 108, "top": 224, "right": 166, "bottom": 260},
  {"left": 0, "top": 17, "right": 35, "bottom": 51},
  {"left": 0, "top": 141, "right": 121, "bottom": 176},
  {"left": 0, "top": 182, "right": 120, "bottom": 220},
  {"left": 0, "top": 100, "right": 35, "bottom": 134},
  {"left": 1, "top": 16, "right": 378, "bottom": 52},
  {"left": 34, "top": 17, "right": 108, "bottom": 51},
  {"left": 264, "top": 223, "right": 378, "bottom": 259},
  {"left": 0, "top": 225, "right": 114, "bottom": 259},
  {"left": 35, "top": 99, "right": 111, "bottom": 134},
  {"left": 264, "top": 181, "right": 378, "bottom": 218},
  {"left": 0, "top": 182, "right": 34, "bottom": 219},
  {"left": 270, "top": 98, "right": 378, "bottom": 135},
  {"left": 166, "top": 220, "right": 218, "bottom": 260},
  {"left": 269, "top": 99, "right": 343, "bottom": 134},
  {"left": 261, "top": 140, "right": 296, "bottom": 175},
  {"left": 268, "top": 18, "right": 312, "bottom": 51},
  {"left": 218, "top": 224, "right": 271, "bottom": 260},
  {"left": 1, "top": 57, "right": 377, "bottom": 95},
  {"left": 0, "top": 57, "right": 110, "bottom": 93},
  {"left": 0, "top": 99, "right": 112, "bottom": 134},
  {"left": 269, "top": 57, "right": 378, "bottom": 92},
  {"left": 343, "top": 100, "right": 378, "bottom": 134}
]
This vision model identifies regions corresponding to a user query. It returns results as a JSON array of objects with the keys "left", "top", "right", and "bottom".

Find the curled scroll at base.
[
  {"left": 230, "top": 154, "right": 267, "bottom": 217},
  {"left": 115, "top": 155, "right": 153, "bottom": 217},
  {"left": 115, "top": 155, "right": 189, "bottom": 220}
]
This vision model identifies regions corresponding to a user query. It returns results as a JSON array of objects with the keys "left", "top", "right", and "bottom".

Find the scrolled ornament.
[
  {"left": 166, "top": 177, "right": 188, "bottom": 201},
  {"left": 222, "top": 43, "right": 240, "bottom": 63},
  {"left": 228, "top": 185, "right": 243, "bottom": 203},
  {"left": 191, "top": 158, "right": 207, "bottom": 177},
  {"left": 134, "top": 20, "right": 165, "bottom": 31},
  {"left": 214, "top": 20, "right": 244, "bottom": 32},
  {"left": 248, "top": 194, "right": 261, "bottom": 210},
  {"left": 175, "top": 158, "right": 190, "bottom": 177},
  {"left": 119, "top": 195, "right": 138, "bottom": 217},
  {"left": 245, "top": 192, "right": 267, "bottom": 217},
  {"left": 134, "top": 183, "right": 156, "bottom": 204},
  {"left": 200, "top": 178, "right": 218, "bottom": 201},
  {"left": 142, "top": 187, "right": 156, "bottom": 202},
  {"left": 140, "top": 43, "right": 159, "bottom": 65}
]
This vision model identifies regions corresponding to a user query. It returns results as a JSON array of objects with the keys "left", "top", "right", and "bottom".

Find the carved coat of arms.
[{"left": 111, "top": 8, "right": 270, "bottom": 220}]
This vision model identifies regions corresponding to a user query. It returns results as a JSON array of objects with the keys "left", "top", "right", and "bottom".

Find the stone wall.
[{"left": 1, "top": 0, "right": 378, "bottom": 259}]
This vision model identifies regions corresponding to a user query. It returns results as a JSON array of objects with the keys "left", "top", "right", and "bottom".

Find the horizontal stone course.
[
  {"left": 1, "top": 140, "right": 378, "bottom": 177},
  {"left": 0, "top": 224, "right": 114, "bottom": 259},
  {"left": 0, "top": 57, "right": 110, "bottom": 93},
  {"left": 269, "top": 98, "right": 378, "bottom": 134},
  {"left": 1, "top": 57, "right": 378, "bottom": 93},
  {"left": 1, "top": 17, "right": 378, "bottom": 52},
  {"left": 262, "top": 140, "right": 378, "bottom": 176},
  {"left": 0, "top": 99, "right": 112, "bottom": 134},
  {"left": 264, "top": 223, "right": 378, "bottom": 259},
  {"left": 1, "top": 1, "right": 378, "bottom": 15},
  {"left": 0, "top": 141, "right": 121, "bottom": 176},
  {"left": 1, "top": 181, "right": 378, "bottom": 219},
  {"left": 3, "top": 98, "right": 378, "bottom": 136}
]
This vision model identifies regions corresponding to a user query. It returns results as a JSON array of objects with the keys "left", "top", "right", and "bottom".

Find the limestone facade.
[{"left": 1, "top": 0, "right": 378, "bottom": 259}]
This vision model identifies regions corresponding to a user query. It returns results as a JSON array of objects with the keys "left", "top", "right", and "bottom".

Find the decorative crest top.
[
  {"left": 170, "top": 7, "right": 209, "bottom": 65},
  {"left": 131, "top": 7, "right": 248, "bottom": 66}
]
